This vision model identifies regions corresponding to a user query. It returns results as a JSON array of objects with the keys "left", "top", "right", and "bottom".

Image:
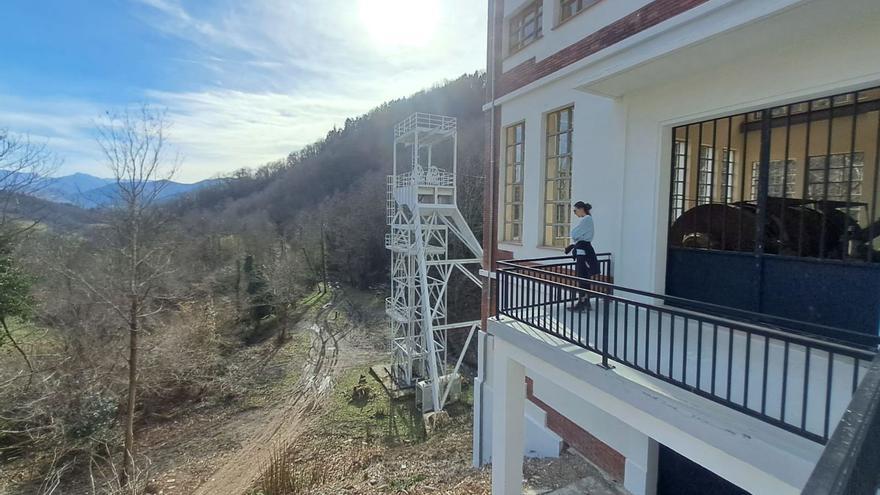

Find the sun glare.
[{"left": 357, "top": 0, "right": 440, "bottom": 50}]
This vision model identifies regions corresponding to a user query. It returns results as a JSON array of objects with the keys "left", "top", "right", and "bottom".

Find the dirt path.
[{"left": 191, "top": 291, "right": 351, "bottom": 495}]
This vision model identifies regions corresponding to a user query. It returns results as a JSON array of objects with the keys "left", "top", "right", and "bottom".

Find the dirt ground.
[
  {"left": 3, "top": 286, "right": 629, "bottom": 494},
  {"left": 132, "top": 287, "right": 381, "bottom": 495}
]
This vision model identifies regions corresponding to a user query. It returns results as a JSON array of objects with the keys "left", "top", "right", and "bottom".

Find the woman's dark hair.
[{"left": 573, "top": 201, "right": 592, "bottom": 211}]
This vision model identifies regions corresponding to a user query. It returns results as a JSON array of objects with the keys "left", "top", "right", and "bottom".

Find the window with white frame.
[
  {"left": 509, "top": 1, "right": 543, "bottom": 53},
  {"left": 559, "top": 0, "right": 599, "bottom": 23},
  {"left": 721, "top": 148, "right": 736, "bottom": 204},
  {"left": 807, "top": 152, "right": 864, "bottom": 218},
  {"left": 543, "top": 107, "right": 573, "bottom": 247},
  {"left": 751, "top": 160, "right": 797, "bottom": 200},
  {"left": 697, "top": 145, "right": 714, "bottom": 205},
  {"left": 503, "top": 123, "right": 525, "bottom": 242},
  {"left": 671, "top": 140, "right": 687, "bottom": 219}
]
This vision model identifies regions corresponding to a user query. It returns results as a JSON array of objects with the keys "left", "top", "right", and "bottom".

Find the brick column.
[
  {"left": 481, "top": 104, "right": 503, "bottom": 330},
  {"left": 480, "top": 0, "right": 505, "bottom": 330}
]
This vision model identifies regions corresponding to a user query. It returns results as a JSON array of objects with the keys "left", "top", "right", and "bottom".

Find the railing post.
[
  {"left": 495, "top": 270, "right": 502, "bottom": 320},
  {"left": 601, "top": 295, "right": 613, "bottom": 369}
]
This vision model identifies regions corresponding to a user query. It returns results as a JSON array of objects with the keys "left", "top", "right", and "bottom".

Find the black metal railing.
[
  {"left": 803, "top": 354, "right": 880, "bottom": 495},
  {"left": 496, "top": 256, "right": 880, "bottom": 444}
]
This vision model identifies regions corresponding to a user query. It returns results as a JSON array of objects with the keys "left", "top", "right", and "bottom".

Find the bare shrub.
[
  {"left": 256, "top": 440, "right": 381, "bottom": 495},
  {"left": 137, "top": 299, "right": 223, "bottom": 418}
]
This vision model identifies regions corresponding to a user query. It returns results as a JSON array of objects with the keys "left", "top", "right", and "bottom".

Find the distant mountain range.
[{"left": 2, "top": 171, "right": 219, "bottom": 208}]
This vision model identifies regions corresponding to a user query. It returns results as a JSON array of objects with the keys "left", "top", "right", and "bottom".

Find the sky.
[{"left": 0, "top": 0, "right": 487, "bottom": 182}]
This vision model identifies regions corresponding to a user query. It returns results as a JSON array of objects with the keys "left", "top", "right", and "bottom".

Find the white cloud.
[
  {"left": 146, "top": 89, "right": 376, "bottom": 181},
  {"left": 0, "top": 94, "right": 105, "bottom": 176},
  {"left": 136, "top": 0, "right": 487, "bottom": 181},
  {"left": 2, "top": 0, "right": 487, "bottom": 182}
]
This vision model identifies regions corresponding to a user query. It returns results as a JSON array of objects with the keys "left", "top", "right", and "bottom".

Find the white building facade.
[{"left": 474, "top": 1, "right": 880, "bottom": 493}]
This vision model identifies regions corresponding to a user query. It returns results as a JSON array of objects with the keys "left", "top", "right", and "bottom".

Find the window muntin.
[
  {"left": 721, "top": 148, "right": 736, "bottom": 204},
  {"left": 543, "top": 107, "right": 573, "bottom": 247},
  {"left": 559, "top": 0, "right": 599, "bottom": 23},
  {"left": 808, "top": 152, "right": 865, "bottom": 220},
  {"left": 503, "top": 123, "right": 526, "bottom": 242},
  {"left": 750, "top": 160, "right": 797, "bottom": 200},
  {"left": 807, "top": 153, "right": 864, "bottom": 203},
  {"left": 509, "top": 1, "right": 543, "bottom": 53},
  {"left": 697, "top": 145, "right": 715, "bottom": 205},
  {"left": 671, "top": 140, "right": 687, "bottom": 218}
]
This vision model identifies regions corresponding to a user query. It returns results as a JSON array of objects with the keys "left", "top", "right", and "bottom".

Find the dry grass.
[
  {"left": 254, "top": 440, "right": 382, "bottom": 495},
  {"left": 251, "top": 367, "right": 490, "bottom": 495}
]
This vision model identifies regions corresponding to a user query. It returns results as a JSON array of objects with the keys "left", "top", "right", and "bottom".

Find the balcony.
[
  {"left": 495, "top": 256, "right": 879, "bottom": 444},
  {"left": 393, "top": 112, "right": 456, "bottom": 139},
  {"left": 385, "top": 296, "right": 412, "bottom": 323}
]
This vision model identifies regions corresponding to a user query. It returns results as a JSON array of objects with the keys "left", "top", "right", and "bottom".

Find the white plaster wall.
[
  {"left": 501, "top": 0, "right": 652, "bottom": 69},
  {"left": 524, "top": 399, "right": 564, "bottom": 457},
  {"left": 531, "top": 374, "right": 647, "bottom": 460},
  {"left": 497, "top": 77, "right": 624, "bottom": 262},
  {"left": 530, "top": 373, "right": 657, "bottom": 494}
]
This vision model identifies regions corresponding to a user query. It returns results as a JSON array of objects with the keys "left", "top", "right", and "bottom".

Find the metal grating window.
[{"left": 668, "top": 86, "right": 880, "bottom": 262}]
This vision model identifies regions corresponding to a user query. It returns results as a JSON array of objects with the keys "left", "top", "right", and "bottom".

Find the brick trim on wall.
[
  {"left": 526, "top": 377, "right": 626, "bottom": 482},
  {"left": 481, "top": 0, "right": 506, "bottom": 330},
  {"left": 497, "top": 0, "right": 710, "bottom": 97},
  {"left": 481, "top": 105, "right": 504, "bottom": 329}
]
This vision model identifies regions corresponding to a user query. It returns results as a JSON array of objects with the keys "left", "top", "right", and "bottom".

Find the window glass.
[
  {"left": 544, "top": 107, "right": 574, "bottom": 247},
  {"left": 559, "top": 0, "right": 599, "bottom": 23},
  {"left": 503, "top": 123, "right": 526, "bottom": 242},
  {"left": 509, "top": 2, "right": 543, "bottom": 52}
]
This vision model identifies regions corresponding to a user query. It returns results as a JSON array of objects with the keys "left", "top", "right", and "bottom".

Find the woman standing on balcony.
[{"left": 566, "top": 201, "right": 600, "bottom": 311}]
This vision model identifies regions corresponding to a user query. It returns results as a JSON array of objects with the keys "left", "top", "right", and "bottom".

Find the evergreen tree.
[
  {"left": 0, "top": 240, "right": 34, "bottom": 372},
  {"left": 243, "top": 254, "right": 273, "bottom": 322}
]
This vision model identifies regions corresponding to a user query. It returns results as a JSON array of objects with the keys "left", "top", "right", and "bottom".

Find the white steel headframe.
[{"left": 386, "top": 113, "right": 483, "bottom": 412}]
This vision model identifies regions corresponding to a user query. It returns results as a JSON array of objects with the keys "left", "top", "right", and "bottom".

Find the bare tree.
[
  {"left": 90, "top": 105, "right": 179, "bottom": 485},
  {"left": 265, "top": 229, "right": 300, "bottom": 341},
  {"left": 0, "top": 129, "right": 60, "bottom": 236}
]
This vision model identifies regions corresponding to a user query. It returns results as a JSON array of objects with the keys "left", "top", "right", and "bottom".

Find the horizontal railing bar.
[
  {"left": 499, "top": 258, "right": 879, "bottom": 350},
  {"left": 498, "top": 253, "right": 612, "bottom": 264},
  {"left": 502, "top": 298, "right": 578, "bottom": 313},
  {"left": 502, "top": 268, "right": 876, "bottom": 358}
]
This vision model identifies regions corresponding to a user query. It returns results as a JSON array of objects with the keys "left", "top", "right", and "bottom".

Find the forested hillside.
[
  {"left": 0, "top": 72, "right": 486, "bottom": 494},
  {"left": 176, "top": 71, "right": 486, "bottom": 288}
]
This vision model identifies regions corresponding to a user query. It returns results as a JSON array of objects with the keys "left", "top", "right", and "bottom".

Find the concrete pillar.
[
  {"left": 625, "top": 437, "right": 659, "bottom": 495},
  {"left": 491, "top": 346, "right": 526, "bottom": 494},
  {"left": 473, "top": 331, "right": 494, "bottom": 467}
]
